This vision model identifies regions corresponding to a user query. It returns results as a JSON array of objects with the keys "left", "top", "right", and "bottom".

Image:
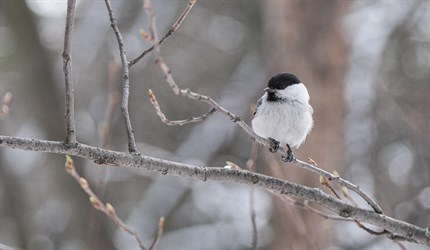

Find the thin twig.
[
  {"left": 319, "top": 166, "right": 389, "bottom": 236},
  {"left": 149, "top": 217, "right": 165, "bottom": 250},
  {"left": 62, "top": 0, "right": 77, "bottom": 145},
  {"left": 270, "top": 191, "right": 353, "bottom": 221},
  {"left": 148, "top": 89, "right": 216, "bottom": 126},
  {"left": 294, "top": 158, "right": 383, "bottom": 214},
  {"left": 103, "top": 0, "right": 139, "bottom": 154},
  {"left": 143, "top": 0, "right": 181, "bottom": 95},
  {"left": 1, "top": 136, "right": 428, "bottom": 245},
  {"left": 128, "top": 0, "right": 198, "bottom": 67},
  {"left": 64, "top": 155, "right": 147, "bottom": 250}
]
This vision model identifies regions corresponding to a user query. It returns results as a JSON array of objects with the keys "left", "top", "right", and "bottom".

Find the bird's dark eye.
[{"left": 266, "top": 92, "right": 280, "bottom": 102}]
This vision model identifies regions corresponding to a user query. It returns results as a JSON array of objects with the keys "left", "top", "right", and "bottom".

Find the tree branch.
[
  {"left": 148, "top": 89, "right": 216, "bottom": 126},
  {"left": 148, "top": 217, "right": 165, "bottom": 250},
  {"left": 0, "top": 135, "right": 428, "bottom": 246},
  {"left": 103, "top": 0, "right": 139, "bottom": 154},
  {"left": 62, "top": 0, "right": 77, "bottom": 145},
  {"left": 128, "top": 0, "right": 198, "bottom": 67},
  {"left": 65, "top": 155, "right": 147, "bottom": 250}
]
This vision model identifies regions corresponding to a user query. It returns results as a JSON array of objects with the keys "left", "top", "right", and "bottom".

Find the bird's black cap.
[{"left": 267, "top": 73, "right": 301, "bottom": 90}]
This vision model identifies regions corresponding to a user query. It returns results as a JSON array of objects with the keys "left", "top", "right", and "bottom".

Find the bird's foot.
[
  {"left": 281, "top": 144, "right": 295, "bottom": 162},
  {"left": 268, "top": 138, "right": 280, "bottom": 153}
]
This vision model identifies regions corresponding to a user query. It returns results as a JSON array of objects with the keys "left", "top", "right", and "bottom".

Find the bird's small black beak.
[{"left": 264, "top": 88, "right": 276, "bottom": 94}]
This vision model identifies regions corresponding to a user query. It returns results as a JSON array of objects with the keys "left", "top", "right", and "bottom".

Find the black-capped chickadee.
[{"left": 252, "top": 73, "right": 313, "bottom": 162}]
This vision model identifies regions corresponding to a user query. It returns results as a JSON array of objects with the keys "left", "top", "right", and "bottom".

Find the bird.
[{"left": 251, "top": 73, "right": 313, "bottom": 162}]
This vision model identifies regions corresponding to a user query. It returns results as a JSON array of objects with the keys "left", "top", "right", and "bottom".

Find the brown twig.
[
  {"left": 62, "top": 0, "right": 77, "bottom": 146},
  {"left": 128, "top": 0, "right": 198, "bottom": 67},
  {"left": 148, "top": 89, "right": 216, "bottom": 126},
  {"left": 64, "top": 155, "right": 146, "bottom": 250},
  {"left": 143, "top": 0, "right": 181, "bottom": 95},
  {"left": 149, "top": 217, "right": 165, "bottom": 250},
  {"left": 318, "top": 165, "right": 389, "bottom": 237},
  {"left": 0, "top": 92, "right": 12, "bottom": 120},
  {"left": 295, "top": 158, "right": 383, "bottom": 214},
  {"left": 103, "top": 0, "right": 139, "bottom": 154}
]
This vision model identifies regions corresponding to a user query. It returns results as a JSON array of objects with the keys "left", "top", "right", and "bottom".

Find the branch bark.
[
  {"left": 103, "top": 0, "right": 139, "bottom": 154},
  {"left": 0, "top": 135, "right": 428, "bottom": 246},
  {"left": 128, "top": 0, "right": 198, "bottom": 67},
  {"left": 62, "top": 0, "right": 77, "bottom": 145}
]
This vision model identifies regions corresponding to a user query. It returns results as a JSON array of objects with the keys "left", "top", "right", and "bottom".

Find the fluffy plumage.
[{"left": 252, "top": 73, "right": 313, "bottom": 148}]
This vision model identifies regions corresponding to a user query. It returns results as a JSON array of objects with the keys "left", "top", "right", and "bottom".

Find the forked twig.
[
  {"left": 129, "top": 0, "right": 198, "bottom": 67},
  {"left": 149, "top": 217, "right": 165, "bottom": 250},
  {"left": 64, "top": 155, "right": 146, "bottom": 250},
  {"left": 318, "top": 167, "right": 392, "bottom": 238},
  {"left": 63, "top": 0, "right": 77, "bottom": 145},
  {"left": 144, "top": 0, "right": 181, "bottom": 95},
  {"left": 148, "top": 89, "right": 216, "bottom": 126},
  {"left": 103, "top": 0, "right": 139, "bottom": 154}
]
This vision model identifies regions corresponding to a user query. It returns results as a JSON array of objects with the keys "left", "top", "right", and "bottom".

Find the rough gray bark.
[{"left": 0, "top": 135, "right": 429, "bottom": 246}]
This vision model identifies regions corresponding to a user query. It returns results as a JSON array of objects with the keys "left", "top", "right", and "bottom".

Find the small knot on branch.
[
  {"left": 339, "top": 208, "right": 352, "bottom": 218},
  {"left": 251, "top": 175, "right": 259, "bottom": 184}
]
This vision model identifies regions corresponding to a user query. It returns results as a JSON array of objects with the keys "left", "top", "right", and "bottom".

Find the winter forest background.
[{"left": 0, "top": 0, "right": 429, "bottom": 249}]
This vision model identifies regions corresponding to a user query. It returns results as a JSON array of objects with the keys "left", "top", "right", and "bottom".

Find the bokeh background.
[{"left": 0, "top": 0, "right": 429, "bottom": 249}]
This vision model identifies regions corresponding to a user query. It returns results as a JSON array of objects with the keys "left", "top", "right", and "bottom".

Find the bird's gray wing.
[{"left": 253, "top": 97, "right": 263, "bottom": 116}]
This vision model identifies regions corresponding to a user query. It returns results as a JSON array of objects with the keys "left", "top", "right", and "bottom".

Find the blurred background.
[{"left": 0, "top": 0, "right": 429, "bottom": 249}]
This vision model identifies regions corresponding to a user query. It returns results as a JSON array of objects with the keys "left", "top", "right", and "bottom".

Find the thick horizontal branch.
[{"left": 0, "top": 135, "right": 428, "bottom": 245}]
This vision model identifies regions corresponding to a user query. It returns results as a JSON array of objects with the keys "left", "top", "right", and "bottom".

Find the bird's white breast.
[{"left": 252, "top": 84, "right": 313, "bottom": 148}]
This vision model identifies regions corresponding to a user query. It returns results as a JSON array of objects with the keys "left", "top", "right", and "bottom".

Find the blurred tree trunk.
[
  {"left": 372, "top": 4, "right": 430, "bottom": 229},
  {"left": 0, "top": 1, "right": 65, "bottom": 248},
  {"left": 262, "top": 0, "right": 350, "bottom": 248}
]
